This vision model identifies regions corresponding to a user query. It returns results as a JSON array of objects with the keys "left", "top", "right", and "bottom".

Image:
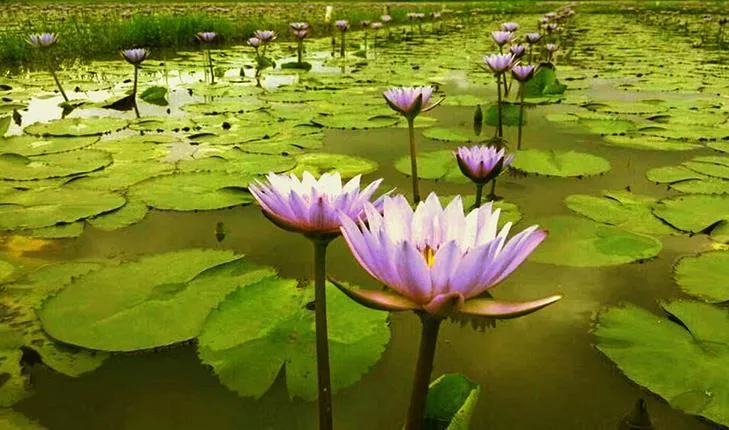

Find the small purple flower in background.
[
  {"left": 510, "top": 44, "right": 526, "bottom": 59},
  {"left": 254, "top": 30, "right": 277, "bottom": 44},
  {"left": 290, "top": 22, "right": 309, "bottom": 31},
  {"left": 247, "top": 37, "right": 262, "bottom": 49},
  {"left": 26, "top": 33, "right": 59, "bottom": 48},
  {"left": 525, "top": 32, "right": 543, "bottom": 45},
  {"left": 383, "top": 86, "right": 442, "bottom": 120},
  {"left": 545, "top": 43, "right": 559, "bottom": 62},
  {"left": 545, "top": 23, "right": 559, "bottom": 33},
  {"left": 500, "top": 22, "right": 519, "bottom": 32},
  {"left": 195, "top": 32, "right": 217, "bottom": 43},
  {"left": 293, "top": 30, "right": 309, "bottom": 40},
  {"left": 482, "top": 53, "right": 514, "bottom": 74},
  {"left": 511, "top": 64, "right": 537, "bottom": 150},
  {"left": 545, "top": 12, "right": 557, "bottom": 20},
  {"left": 335, "top": 20, "right": 350, "bottom": 31},
  {"left": 491, "top": 30, "right": 515, "bottom": 47},
  {"left": 370, "top": 22, "right": 383, "bottom": 30},
  {"left": 120, "top": 48, "right": 149, "bottom": 65},
  {"left": 360, "top": 20, "right": 371, "bottom": 28},
  {"left": 381, "top": 14, "right": 392, "bottom": 23},
  {"left": 511, "top": 64, "right": 536, "bottom": 82}
]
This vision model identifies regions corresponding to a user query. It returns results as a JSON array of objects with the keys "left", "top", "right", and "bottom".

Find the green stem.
[
  {"left": 488, "top": 178, "right": 497, "bottom": 201},
  {"left": 298, "top": 40, "right": 303, "bottom": 64},
  {"left": 132, "top": 65, "right": 140, "bottom": 119},
  {"left": 363, "top": 31, "right": 368, "bottom": 58},
  {"left": 517, "top": 83, "right": 525, "bottom": 150},
  {"left": 404, "top": 314, "right": 442, "bottom": 430},
  {"left": 496, "top": 73, "right": 503, "bottom": 138},
  {"left": 313, "top": 239, "right": 334, "bottom": 430},
  {"left": 48, "top": 68, "right": 68, "bottom": 102},
  {"left": 408, "top": 118, "right": 421, "bottom": 204},
  {"left": 208, "top": 48, "right": 215, "bottom": 84},
  {"left": 474, "top": 182, "right": 485, "bottom": 209},
  {"left": 340, "top": 32, "right": 346, "bottom": 58}
]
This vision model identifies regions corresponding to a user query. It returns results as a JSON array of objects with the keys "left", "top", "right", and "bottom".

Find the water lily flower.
[
  {"left": 290, "top": 22, "right": 310, "bottom": 31},
  {"left": 510, "top": 44, "right": 526, "bottom": 59},
  {"left": 26, "top": 33, "right": 59, "bottom": 48},
  {"left": 335, "top": 20, "right": 350, "bottom": 31},
  {"left": 120, "top": 48, "right": 150, "bottom": 65},
  {"left": 545, "top": 43, "right": 559, "bottom": 62},
  {"left": 455, "top": 146, "right": 514, "bottom": 185},
  {"left": 195, "top": 32, "right": 217, "bottom": 43},
  {"left": 361, "top": 20, "right": 371, "bottom": 28},
  {"left": 525, "top": 32, "right": 543, "bottom": 44},
  {"left": 381, "top": 14, "right": 392, "bottom": 23},
  {"left": 511, "top": 64, "right": 536, "bottom": 82},
  {"left": 383, "top": 86, "right": 442, "bottom": 121},
  {"left": 255, "top": 30, "right": 277, "bottom": 44},
  {"left": 491, "top": 30, "right": 515, "bottom": 47},
  {"left": 247, "top": 37, "right": 262, "bottom": 49},
  {"left": 370, "top": 22, "right": 383, "bottom": 30},
  {"left": 294, "top": 30, "right": 309, "bottom": 40},
  {"left": 545, "top": 23, "right": 559, "bottom": 33},
  {"left": 500, "top": 22, "right": 519, "bottom": 32},
  {"left": 482, "top": 53, "right": 514, "bottom": 74}
]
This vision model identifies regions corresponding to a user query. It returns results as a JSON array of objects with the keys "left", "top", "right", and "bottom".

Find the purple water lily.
[
  {"left": 482, "top": 53, "right": 514, "bottom": 74},
  {"left": 545, "top": 23, "right": 559, "bottom": 33},
  {"left": 290, "top": 22, "right": 310, "bottom": 31},
  {"left": 294, "top": 30, "right": 309, "bottom": 40},
  {"left": 510, "top": 44, "right": 526, "bottom": 59},
  {"left": 26, "top": 33, "right": 59, "bottom": 48},
  {"left": 491, "top": 30, "right": 515, "bottom": 47},
  {"left": 383, "top": 86, "right": 442, "bottom": 120},
  {"left": 525, "top": 32, "right": 543, "bottom": 44},
  {"left": 335, "top": 20, "right": 350, "bottom": 31},
  {"left": 546, "top": 43, "right": 559, "bottom": 62},
  {"left": 455, "top": 146, "right": 514, "bottom": 185},
  {"left": 255, "top": 30, "right": 277, "bottom": 43},
  {"left": 381, "top": 14, "right": 392, "bottom": 23},
  {"left": 195, "top": 32, "right": 217, "bottom": 43},
  {"left": 500, "top": 22, "right": 519, "bottom": 32},
  {"left": 120, "top": 48, "right": 150, "bottom": 65},
  {"left": 247, "top": 37, "right": 262, "bottom": 49},
  {"left": 511, "top": 64, "right": 536, "bottom": 82}
]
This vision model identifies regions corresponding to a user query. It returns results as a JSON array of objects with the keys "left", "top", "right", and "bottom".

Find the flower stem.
[
  {"left": 528, "top": 45, "right": 534, "bottom": 65},
  {"left": 363, "top": 31, "right": 368, "bottom": 58},
  {"left": 298, "top": 40, "right": 303, "bottom": 64},
  {"left": 517, "top": 83, "right": 525, "bottom": 150},
  {"left": 488, "top": 178, "right": 498, "bottom": 201},
  {"left": 132, "top": 65, "right": 140, "bottom": 119},
  {"left": 48, "top": 68, "right": 68, "bottom": 102},
  {"left": 313, "top": 239, "right": 334, "bottom": 430},
  {"left": 474, "top": 182, "right": 485, "bottom": 209},
  {"left": 340, "top": 32, "right": 346, "bottom": 58},
  {"left": 405, "top": 314, "right": 442, "bottom": 430},
  {"left": 496, "top": 73, "right": 503, "bottom": 139},
  {"left": 407, "top": 118, "right": 421, "bottom": 204},
  {"left": 208, "top": 48, "right": 215, "bottom": 84}
]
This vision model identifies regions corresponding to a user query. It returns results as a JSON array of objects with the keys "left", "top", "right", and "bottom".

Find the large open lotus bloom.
[
  {"left": 196, "top": 32, "right": 217, "bottom": 43},
  {"left": 483, "top": 53, "right": 514, "bottom": 75},
  {"left": 500, "top": 22, "right": 519, "bottom": 32},
  {"left": 510, "top": 44, "right": 526, "bottom": 59},
  {"left": 248, "top": 171, "right": 384, "bottom": 238},
  {"left": 455, "top": 146, "right": 514, "bottom": 185},
  {"left": 290, "top": 22, "right": 309, "bottom": 31},
  {"left": 491, "top": 30, "right": 515, "bottom": 47},
  {"left": 335, "top": 193, "right": 561, "bottom": 319},
  {"left": 120, "top": 48, "right": 149, "bottom": 65},
  {"left": 384, "top": 86, "right": 442, "bottom": 121},
  {"left": 26, "top": 33, "right": 59, "bottom": 48},
  {"left": 525, "top": 32, "right": 543, "bottom": 45},
  {"left": 335, "top": 20, "right": 350, "bottom": 31},
  {"left": 511, "top": 64, "right": 536, "bottom": 82},
  {"left": 255, "top": 30, "right": 277, "bottom": 44}
]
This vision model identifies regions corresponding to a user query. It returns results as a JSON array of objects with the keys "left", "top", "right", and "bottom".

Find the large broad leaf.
[
  {"left": 523, "top": 64, "right": 567, "bottom": 98},
  {"left": 39, "top": 251, "right": 275, "bottom": 352},
  {"left": 24, "top": 117, "right": 128, "bottom": 137},
  {"left": 565, "top": 190, "right": 676, "bottom": 235},
  {"left": 653, "top": 195, "right": 729, "bottom": 234},
  {"left": 181, "top": 98, "right": 267, "bottom": 115},
  {"left": 0, "top": 150, "right": 112, "bottom": 180},
  {"left": 0, "top": 409, "right": 46, "bottom": 429},
  {"left": 129, "top": 172, "right": 254, "bottom": 211},
  {"left": 0, "top": 188, "right": 125, "bottom": 230},
  {"left": 422, "top": 128, "right": 473, "bottom": 143},
  {"left": 511, "top": 149, "right": 611, "bottom": 177},
  {"left": 0, "top": 136, "right": 99, "bottom": 156},
  {"left": 198, "top": 278, "right": 390, "bottom": 401},
  {"left": 311, "top": 112, "right": 399, "bottom": 130},
  {"left": 674, "top": 251, "right": 729, "bottom": 303},
  {"left": 65, "top": 160, "right": 175, "bottom": 191},
  {"left": 291, "top": 153, "right": 378, "bottom": 179},
  {"left": 595, "top": 300, "right": 729, "bottom": 427},
  {"left": 87, "top": 199, "right": 148, "bottom": 231},
  {"left": 177, "top": 149, "right": 296, "bottom": 175},
  {"left": 394, "top": 151, "right": 469, "bottom": 184},
  {"left": 602, "top": 135, "right": 700, "bottom": 151},
  {"left": 483, "top": 103, "right": 525, "bottom": 127},
  {"left": 530, "top": 216, "right": 662, "bottom": 267},
  {"left": 425, "top": 374, "right": 480, "bottom": 430},
  {"left": 139, "top": 86, "right": 168, "bottom": 106}
]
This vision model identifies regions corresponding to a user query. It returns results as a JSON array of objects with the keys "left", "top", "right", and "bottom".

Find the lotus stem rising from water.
[
  {"left": 483, "top": 53, "right": 514, "bottom": 140},
  {"left": 335, "top": 20, "right": 349, "bottom": 58},
  {"left": 27, "top": 33, "right": 68, "bottom": 102},
  {"left": 511, "top": 64, "right": 536, "bottom": 149},
  {"left": 455, "top": 145, "right": 514, "bottom": 206},
  {"left": 333, "top": 193, "right": 561, "bottom": 430},
  {"left": 384, "top": 86, "right": 444, "bottom": 204},
  {"left": 120, "top": 48, "right": 150, "bottom": 118},
  {"left": 290, "top": 23, "right": 310, "bottom": 64},
  {"left": 545, "top": 43, "right": 559, "bottom": 63},
  {"left": 524, "top": 32, "right": 543, "bottom": 64},
  {"left": 195, "top": 32, "right": 217, "bottom": 84},
  {"left": 249, "top": 171, "right": 385, "bottom": 430}
]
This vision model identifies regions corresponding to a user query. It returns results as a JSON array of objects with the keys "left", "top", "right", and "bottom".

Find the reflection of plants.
[{"left": 26, "top": 33, "right": 68, "bottom": 102}]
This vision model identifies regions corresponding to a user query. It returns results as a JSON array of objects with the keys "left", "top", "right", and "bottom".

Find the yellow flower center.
[{"left": 423, "top": 246, "right": 436, "bottom": 268}]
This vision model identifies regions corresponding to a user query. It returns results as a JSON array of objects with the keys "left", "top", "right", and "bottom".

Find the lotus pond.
[{"left": 2, "top": 4, "right": 729, "bottom": 430}]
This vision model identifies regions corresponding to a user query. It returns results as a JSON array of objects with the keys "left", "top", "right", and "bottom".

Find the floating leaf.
[
  {"left": 24, "top": 117, "right": 128, "bottom": 137},
  {"left": 198, "top": 278, "right": 390, "bottom": 401},
  {"left": 422, "top": 127, "right": 473, "bottom": 143},
  {"left": 181, "top": 98, "right": 266, "bottom": 115},
  {"left": 0, "top": 150, "right": 112, "bottom": 181},
  {"left": 524, "top": 64, "right": 566, "bottom": 98},
  {"left": 0, "top": 136, "right": 99, "bottom": 156},
  {"left": 291, "top": 153, "right": 377, "bottom": 178},
  {"left": 425, "top": 374, "right": 480, "bottom": 430},
  {"left": 140, "top": 86, "right": 168, "bottom": 106},
  {"left": 129, "top": 172, "right": 254, "bottom": 211},
  {"left": 511, "top": 149, "right": 611, "bottom": 177},
  {"left": 311, "top": 112, "right": 399, "bottom": 130},
  {"left": 530, "top": 216, "right": 662, "bottom": 267},
  {"left": 602, "top": 135, "right": 699, "bottom": 151},
  {"left": 87, "top": 200, "right": 148, "bottom": 231},
  {"left": 674, "top": 251, "right": 729, "bottom": 303},
  {"left": 128, "top": 117, "right": 196, "bottom": 133},
  {"left": 178, "top": 148, "right": 296, "bottom": 175},
  {"left": 653, "top": 195, "right": 729, "bottom": 233},
  {"left": 394, "top": 150, "right": 468, "bottom": 184},
  {"left": 646, "top": 165, "right": 706, "bottom": 184},
  {"left": 484, "top": 103, "right": 525, "bottom": 127}
]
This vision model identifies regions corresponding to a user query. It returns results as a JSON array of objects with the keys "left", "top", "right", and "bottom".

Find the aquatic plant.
[
  {"left": 500, "top": 22, "right": 519, "bottom": 32},
  {"left": 491, "top": 30, "right": 514, "bottom": 48},
  {"left": 195, "top": 31, "right": 217, "bottom": 84},
  {"left": 26, "top": 33, "right": 68, "bottom": 102},
  {"left": 335, "top": 20, "right": 349, "bottom": 58},
  {"left": 254, "top": 30, "right": 277, "bottom": 57},
  {"left": 524, "top": 32, "right": 543, "bottom": 63},
  {"left": 545, "top": 43, "right": 559, "bottom": 63},
  {"left": 249, "top": 171, "right": 385, "bottom": 430},
  {"left": 290, "top": 22, "right": 310, "bottom": 64},
  {"left": 333, "top": 193, "right": 561, "bottom": 430},
  {"left": 120, "top": 48, "right": 150, "bottom": 118},
  {"left": 455, "top": 146, "right": 514, "bottom": 206},
  {"left": 383, "top": 86, "right": 444, "bottom": 204},
  {"left": 511, "top": 63, "right": 536, "bottom": 149},
  {"left": 360, "top": 20, "right": 371, "bottom": 57},
  {"left": 482, "top": 53, "right": 514, "bottom": 140}
]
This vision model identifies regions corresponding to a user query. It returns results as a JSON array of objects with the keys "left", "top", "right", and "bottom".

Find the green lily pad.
[
  {"left": 524, "top": 65, "right": 567, "bottom": 98},
  {"left": 484, "top": 103, "right": 525, "bottom": 127},
  {"left": 128, "top": 117, "right": 197, "bottom": 133},
  {"left": 674, "top": 251, "right": 729, "bottom": 303},
  {"left": 423, "top": 127, "right": 473, "bottom": 143},
  {"left": 197, "top": 278, "right": 390, "bottom": 401},
  {"left": 39, "top": 251, "right": 274, "bottom": 352},
  {"left": 140, "top": 86, "right": 168, "bottom": 106},
  {"left": 0, "top": 136, "right": 99, "bottom": 156},
  {"left": 602, "top": 135, "right": 700, "bottom": 151},
  {"left": 0, "top": 188, "right": 125, "bottom": 230},
  {"left": 0, "top": 150, "right": 112, "bottom": 181},
  {"left": 181, "top": 98, "right": 266, "bottom": 115},
  {"left": 425, "top": 374, "right": 480, "bottom": 430},
  {"left": 394, "top": 116, "right": 439, "bottom": 129},
  {"left": 646, "top": 165, "right": 706, "bottom": 184},
  {"left": 579, "top": 118, "right": 636, "bottom": 136},
  {"left": 0, "top": 409, "right": 46, "bottom": 429},
  {"left": 87, "top": 200, "right": 148, "bottom": 231},
  {"left": 639, "top": 124, "right": 729, "bottom": 141},
  {"left": 511, "top": 149, "right": 611, "bottom": 177},
  {"left": 24, "top": 222, "right": 85, "bottom": 239},
  {"left": 311, "top": 112, "right": 399, "bottom": 130},
  {"left": 129, "top": 171, "right": 254, "bottom": 211},
  {"left": 565, "top": 190, "right": 676, "bottom": 235},
  {"left": 595, "top": 300, "right": 729, "bottom": 428},
  {"left": 291, "top": 153, "right": 377, "bottom": 179},
  {"left": 671, "top": 178, "right": 729, "bottom": 195},
  {"left": 530, "top": 216, "right": 663, "bottom": 267},
  {"left": 178, "top": 149, "right": 296, "bottom": 175},
  {"left": 0, "top": 261, "right": 14, "bottom": 284},
  {"left": 24, "top": 117, "right": 128, "bottom": 137},
  {"left": 65, "top": 160, "right": 175, "bottom": 191},
  {"left": 443, "top": 94, "right": 484, "bottom": 107},
  {"left": 0, "top": 116, "right": 10, "bottom": 137},
  {"left": 653, "top": 195, "right": 729, "bottom": 233},
  {"left": 588, "top": 101, "right": 667, "bottom": 115},
  {"left": 394, "top": 150, "right": 468, "bottom": 184}
]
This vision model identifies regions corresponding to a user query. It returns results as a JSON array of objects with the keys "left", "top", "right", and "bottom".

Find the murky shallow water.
[{"left": 2, "top": 10, "right": 727, "bottom": 430}]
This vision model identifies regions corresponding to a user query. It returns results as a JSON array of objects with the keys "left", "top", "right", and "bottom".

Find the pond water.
[{"left": 1, "top": 8, "right": 729, "bottom": 430}]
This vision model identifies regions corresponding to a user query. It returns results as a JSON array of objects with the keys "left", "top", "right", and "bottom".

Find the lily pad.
[
  {"left": 23, "top": 222, "right": 85, "bottom": 239},
  {"left": 511, "top": 149, "right": 611, "bottom": 177},
  {"left": 674, "top": 251, "right": 729, "bottom": 303},
  {"left": 128, "top": 117, "right": 197, "bottom": 133},
  {"left": 129, "top": 172, "right": 254, "bottom": 211},
  {"left": 87, "top": 200, "right": 148, "bottom": 231},
  {"left": 422, "top": 127, "right": 473, "bottom": 143},
  {"left": 181, "top": 98, "right": 266, "bottom": 115},
  {"left": 530, "top": 216, "right": 663, "bottom": 267},
  {"left": 646, "top": 165, "right": 706, "bottom": 184},
  {"left": 24, "top": 117, "right": 128, "bottom": 137},
  {"left": 140, "top": 86, "right": 168, "bottom": 106},
  {"left": 0, "top": 136, "right": 99, "bottom": 156},
  {"left": 0, "top": 150, "right": 112, "bottom": 181},
  {"left": 311, "top": 113, "right": 399, "bottom": 130},
  {"left": 484, "top": 103, "right": 525, "bottom": 127},
  {"left": 595, "top": 300, "right": 729, "bottom": 428},
  {"left": 425, "top": 374, "right": 480, "bottom": 430},
  {"left": 197, "top": 277, "right": 390, "bottom": 401},
  {"left": 0, "top": 409, "right": 46, "bottom": 429},
  {"left": 178, "top": 149, "right": 296, "bottom": 175},
  {"left": 39, "top": 251, "right": 274, "bottom": 352},
  {"left": 291, "top": 153, "right": 377, "bottom": 179},
  {"left": 653, "top": 195, "right": 729, "bottom": 233},
  {"left": 394, "top": 150, "right": 469, "bottom": 184},
  {"left": 602, "top": 135, "right": 700, "bottom": 151}
]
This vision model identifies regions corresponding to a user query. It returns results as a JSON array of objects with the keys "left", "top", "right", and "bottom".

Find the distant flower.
[
  {"left": 247, "top": 37, "right": 262, "bottom": 49},
  {"left": 483, "top": 53, "right": 514, "bottom": 74},
  {"left": 381, "top": 14, "right": 392, "bottom": 23},
  {"left": 120, "top": 48, "right": 150, "bottom": 65},
  {"left": 545, "top": 12, "right": 557, "bottom": 19},
  {"left": 290, "top": 22, "right": 310, "bottom": 31},
  {"left": 361, "top": 20, "right": 371, "bottom": 28},
  {"left": 195, "top": 32, "right": 217, "bottom": 43},
  {"left": 500, "top": 22, "right": 519, "bottom": 32},
  {"left": 415, "top": 13, "right": 426, "bottom": 19},
  {"left": 334, "top": 193, "right": 560, "bottom": 319},
  {"left": 431, "top": 12, "right": 442, "bottom": 19},
  {"left": 383, "top": 86, "right": 442, "bottom": 120},
  {"left": 545, "top": 23, "right": 558, "bottom": 33},
  {"left": 248, "top": 171, "right": 385, "bottom": 238},
  {"left": 491, "top": 30, "right": 515, "bottom": 47},
  {"left": 511, "top": 64, "right": 536, "bottom": 82},
  {"left": 510, "top": 44, "right": 526, "bottom": 59},
  {"left": 455, "top": 146, "right": 514, "bottom": 184},
  {"left": 254, "top": 30, "right": 277, "bottom": 43},
  {"left": 335, "top": 20, "right": 350, "bottom": 31},
  {"left": 407, "top": 12, "right": 417, "bottom": 20},
  {"left": 293, "top": 30, "right": 309, "bottom": 40},
  {"left": 525, "top": 32, "right": 543, "bottom": 44},
  {"left": 26, "top": 33, "right": 59, "bottom": 48},
  {"left": 370, "top": 22, "right": 384, "bottom": 30},
  {"left": 545, "top": 43, "right": 559, "bottom": 53},
  {"left": 539, "top": 17, "right": 550, "bottom": 25}
]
